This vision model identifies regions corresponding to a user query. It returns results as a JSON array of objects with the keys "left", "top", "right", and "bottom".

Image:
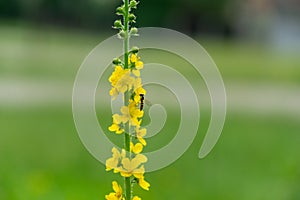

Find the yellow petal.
[
  {"left": 120, "top": 106, "right": 129, "bottom": 116},
  {"left": 112, "top": 181, "right": 119, "bottom": 193},
  {"left": 121, "top": 158, "right": 131, "bottom": 171},
  {"left": 131, "top": 54, "right": 138, "bottom": 63},
  {"left": 134, "top": 154, "right": 148, "bottom": 163},
  {"left": 105, "top": 193, "right": 116, "bottom": 200},
  {"left": 133, "top": 165, "right": 145, "bottom": 179},
  {"left": 109, "top": 88, "right": 119, "bottom": 100},
  {"left": 133, "top": 78, "right": 142, "bottom": 90},
  {"left": 112, "top": 114, "right": 123, "bottom": 124},
  {"left": 132, "top": 69, "right": 140, "bottom": 77},
  {"left": 106, "top": 157, "right": 118, "bottom": 171},
  {"left": 120, "top": 171, "right": 132, "bottom": 177},
  {"left": 138, "top": 137, "right": 147, "bottom": 146},
  {"left": 111, "top": 147, "right": 120, "bottom": 157},
  {"left": 135, "top": 61, "right": 144, "bottom": 70},
  {"left": 108, "top": 124, "right": 119, "bottom": 131},
  {"left": 132, "top": 143, "right": 143, "bottom": 154},
  {"left": 115, "top": 129, "right": 124, "bottom": 134},
  {"left": 139, "top": 178, "right": 150, "bottom": 191},
  {"left": 130, "top": 142, "right": 134, "bottom": 151},
  {"left": 133, "top": 196, "right": 141, "bottom": 200},
  {"left": 133, "top": 93, "right": 140, "bottom": 103}
]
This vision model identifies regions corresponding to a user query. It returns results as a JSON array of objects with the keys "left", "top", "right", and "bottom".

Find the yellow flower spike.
[
  {"left": 107, "top": 1, "right": 149, "bottom": 198},
  {"left": 133, "top": 196, "right": 141, "bottom": 200},
  {"left": 138, "top": 178, "right": 150, "bottom": 191},
  {"left": 130, "top": 142, "right": 143, "bottom": 154}
]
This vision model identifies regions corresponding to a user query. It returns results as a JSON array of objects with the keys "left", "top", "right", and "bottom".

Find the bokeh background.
[{"left": 1, "top": 0, "right": 300, "bottom": 199}]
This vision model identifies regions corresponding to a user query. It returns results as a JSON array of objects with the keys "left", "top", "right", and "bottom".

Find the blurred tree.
[
  {"left": 0, "top": 0, "right": 21, "bottom": 18},
  {"left": 136, "top": 0, "right": 230, "bottom": 36},
  {"left": 0, "top": 0, "right": 232, "bottom": 36}
]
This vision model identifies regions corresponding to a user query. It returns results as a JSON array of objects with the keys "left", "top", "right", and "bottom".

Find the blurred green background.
[{"left": 1, "top": 0, "right": 300, "bottom": 199}]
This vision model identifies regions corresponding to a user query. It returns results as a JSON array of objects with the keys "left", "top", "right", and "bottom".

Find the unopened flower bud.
[
  {"left": 116, "top": 7, "right": 124, "bottom": 15},
  {"left": 130, "top": 27, "right": 138, "bottom": 35},
  {"left": 112, "top": 58, "right": 122, "bottom": 65},
  {"left": 118, "top": 30, "right": 126, "bottom": 38},
  {"left": 130, "top": 0, "right": 138, "bottom": 8},
  {"left": 129, "top": 14, "right": 136, "bottom": 22},
  {"left": 113, "top": 20, "right": 123, "bottom": 29},
  {"left": 131, "top": 47, "right": 139, "bottom": 54}
]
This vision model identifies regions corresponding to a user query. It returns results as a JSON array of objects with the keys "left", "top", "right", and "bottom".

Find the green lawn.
[
  {"left": 1, "top": 108, "right": 300, "bottom": 199},
  {"left": 1, "top": 23, "right": 300, "bottom": 199}
]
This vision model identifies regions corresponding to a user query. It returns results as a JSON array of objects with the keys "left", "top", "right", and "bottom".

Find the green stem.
[
  {"left": 124, "top": 92, "right": 131, "bottom": 200},
  {"left": 124, "top": 0, "right": 129, "bottom": 70},
  {"left": 123, "top": 0, "right": 131, "bottom": 199}
]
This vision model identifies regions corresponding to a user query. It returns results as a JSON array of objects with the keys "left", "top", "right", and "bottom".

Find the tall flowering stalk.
[{"left": 105, "top": 0, "right": 150, "bottom": 200}]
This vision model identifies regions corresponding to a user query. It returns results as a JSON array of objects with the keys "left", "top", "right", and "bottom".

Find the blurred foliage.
[
  {"left": 0, "top": 0, "right": 117, "bottom": 30},
  {"left": 0, "top": 0, "right": 230, "bottom": 34},
  {"left": 1, "top": 21, "right": 300, "bottom": 200}
]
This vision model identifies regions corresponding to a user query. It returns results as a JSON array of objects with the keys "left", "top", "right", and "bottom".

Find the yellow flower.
[
  {"left": 113, "top": 102, "right": 144, "bottom": 127},
  {"left": 106, "top": 147, "right": 125, "bottom": 172},
  {"left": 138, "top": 177, "right": 150, "bottom": 191},
  {"left": 129, "top": 100, "right": 144, "bottom": 118},
  {"left": 109, "top": 87, "right": 119, "bottom": 100},
  {"left": 133, "top": 77, "right": 142, "bottom": 90},
  {"left": 113, "top": 111, "right": 128, "bottom": 125},
  {"left": 130, "top": 54, "right": 138, "bottom": 63},
  {"left": 132, "top": 78, "right": 146, "bottom": 103},
  {"left": 105, "top": 181, "right": 125, "bottom": 200},
  {"left": 109, "top": 66, "right": 135, "bottom": 95},
  {"left": 135, "top": 61, "right": 143, "bottom": 70},
  {"left": 133, "top": 196, "right": 141, "bottom": 200},
  {"left": 109, "top": 66, "right": 127, "bottom": 87},
  {"left": 136, "top": 126, "right": 147, "bottom": 146},
  {"left": 130, "top": 54, "right": 144, "bottom": 70},
  {"left": 115, "top": 71, "right": 135, "bottom": 93},
  {"left": 135, "top": 86, "right": 146, "bottom": 95},
  {"left": 120, "top": 154, "right": 147, "bottom": 178},
  {"left": 108, "top": 123, "right": 124, "bottom": 134},
  {"left": 132, "top": 69, "right": 140, "bottom": 77},
  {"left": 130, "top": 142, "right": 143, "bottom": 154},
  {"left": 133, "top": 88, "right": 146, "bottom": 104}
]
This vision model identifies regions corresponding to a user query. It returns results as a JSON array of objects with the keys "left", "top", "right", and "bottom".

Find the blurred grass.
[
  {"left": 1, "top": 107, "right": 300, "bottom": 199},
  {"left": 1, "top": 23, "right": 300, "bottom": 199}
]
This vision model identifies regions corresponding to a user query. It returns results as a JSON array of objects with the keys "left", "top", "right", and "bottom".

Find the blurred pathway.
[{"left": 0, "top": 79, "right": 300, "bottom": 117}]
